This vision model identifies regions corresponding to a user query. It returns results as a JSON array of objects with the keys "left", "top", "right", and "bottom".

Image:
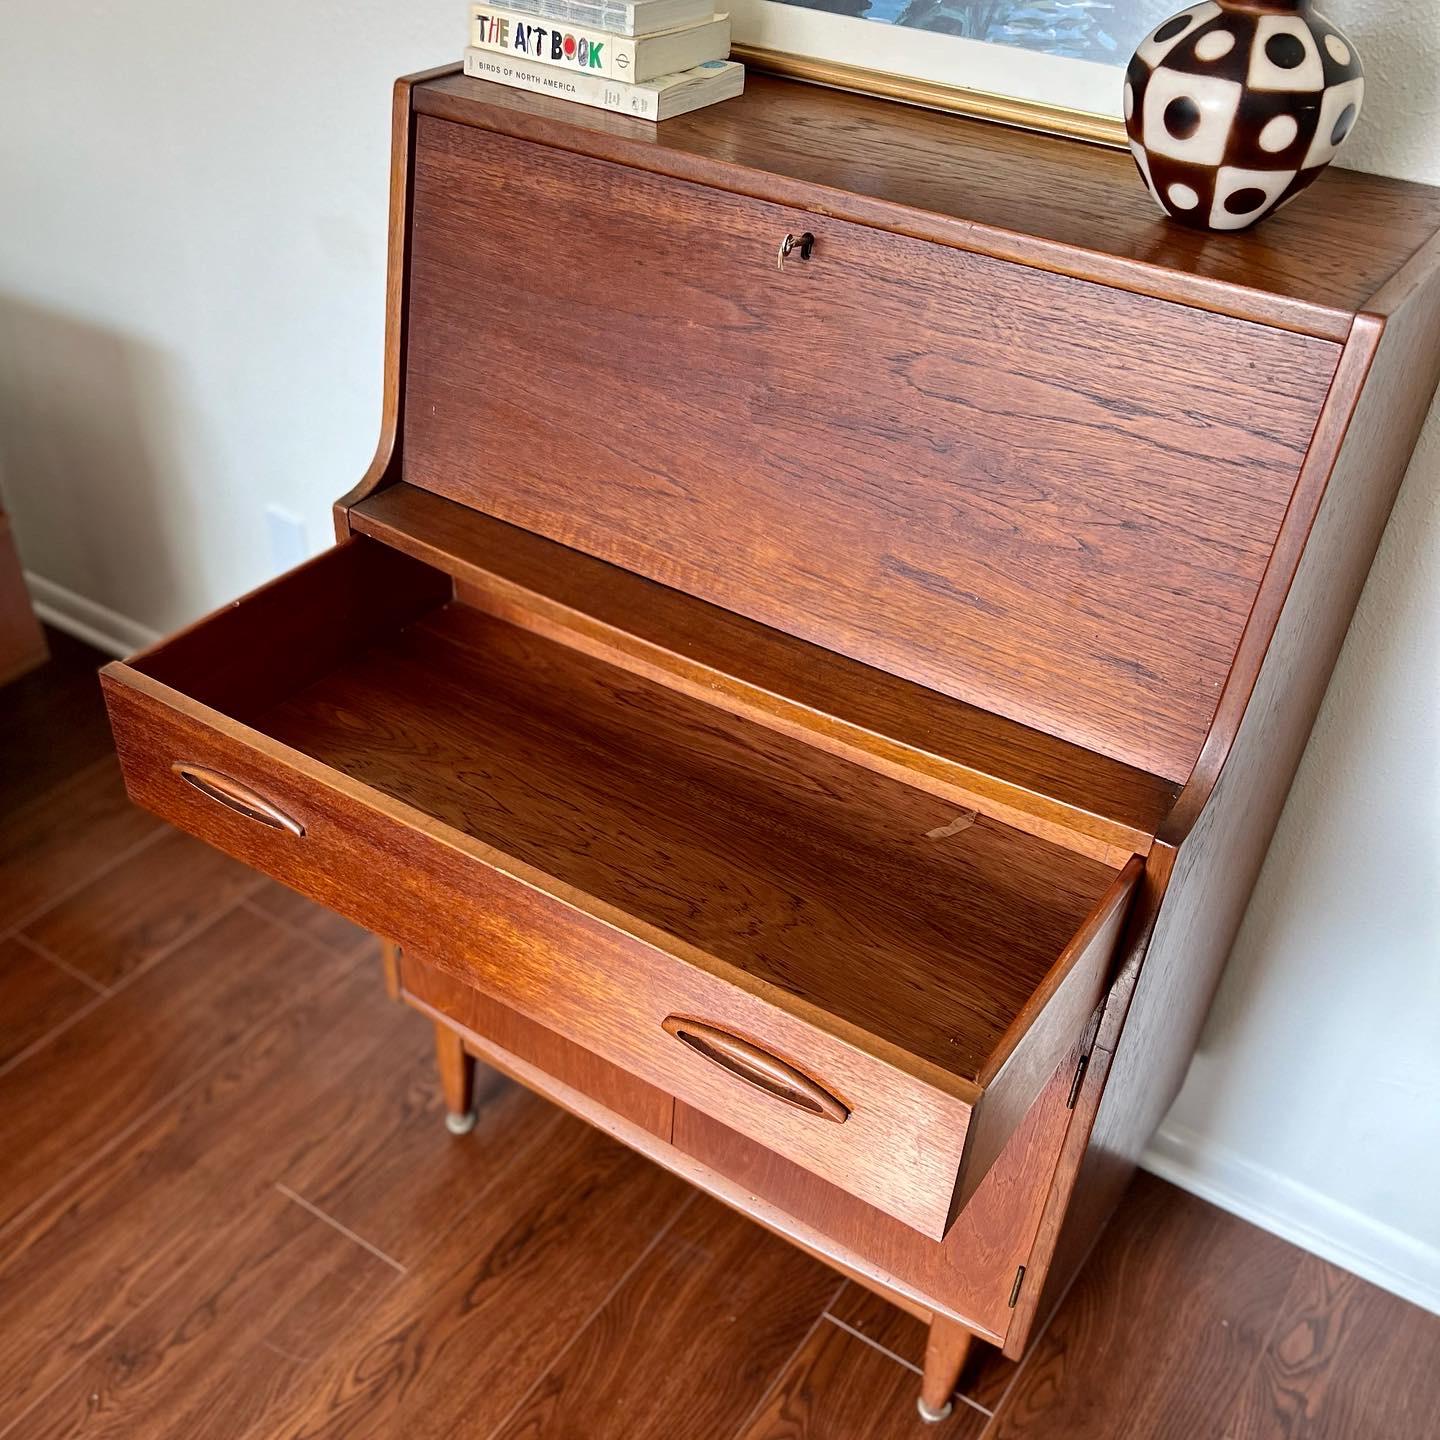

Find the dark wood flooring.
[{"left": 2, "top": 628, "right": 1436, "bottom": 1439}]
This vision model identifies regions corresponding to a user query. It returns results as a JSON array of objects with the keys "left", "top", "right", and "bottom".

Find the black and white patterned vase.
[{"left": 1125, "top": 0, "right": 1364, "bottom": 232}]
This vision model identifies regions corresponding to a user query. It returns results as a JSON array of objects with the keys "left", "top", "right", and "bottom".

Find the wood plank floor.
[{"left": 2, "top": 630, "right": 1437, "bottom": 1439}]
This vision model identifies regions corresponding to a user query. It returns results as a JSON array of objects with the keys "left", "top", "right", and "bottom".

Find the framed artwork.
[{"left": 728, "top": 0, "right": 1177, "bottom": 144}]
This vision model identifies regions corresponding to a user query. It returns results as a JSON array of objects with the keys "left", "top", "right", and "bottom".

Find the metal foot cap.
[
  {"left": 445, "top": 1109, "right": 477, "bottom": 1136},
  {"left": 916, "top": 1397, "right": 953, "bottom": 1424}
]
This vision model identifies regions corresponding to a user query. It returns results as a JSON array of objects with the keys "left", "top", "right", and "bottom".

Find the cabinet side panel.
[{"left": 1032, "top": 254, "right": 1440, "bottom": 1329}]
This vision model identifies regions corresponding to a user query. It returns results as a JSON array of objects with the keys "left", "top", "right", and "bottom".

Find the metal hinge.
[
  {"left": 1008, "top": 1265, "right": 1026, "bottom": 1309},
  {"left": 1066, "top": 1052, "right": 1091, "bottom": 1110}
]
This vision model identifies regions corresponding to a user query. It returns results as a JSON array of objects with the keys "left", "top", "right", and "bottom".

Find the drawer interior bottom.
[{"left": 251, "top": 600, "right": 1117, "bottom": 1093}]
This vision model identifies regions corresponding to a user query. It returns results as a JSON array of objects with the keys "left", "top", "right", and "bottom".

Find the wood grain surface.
[
  {"left": 1036, "top": 229, "right": 1440, "bottom": 1331},
  {"left": 263, "top": 1010, "right": 547, "bottom": 1275},
  {"left": 101, "top": 538, "right": 1138, "bottom": 1235},
  {"left": 0, "top": 757, "right": 160, "bottom": 932},
  {"left": 68, "top": 62, "right": 1440, "bottom": 1433},
  {"left": 828, "top": 1284, "right": 1016, "bottom": 1413},
  {"left": 10, "top": 644, "right": 1440, "bottom": 1439},
  {"left": 0, "top": 965, "right": 398, "bottom": 1422},
  {"left": 352, "top": 483, "right": 1176, "bottom": 863},
  {"left": 952, "top": 860, "right": 1135, "bottom": 1224},
  {"left": 249, "top": 877, "right": 373, "bottom": 957},
  {"left": 1000, "top": 846, "right": 1171, "bottom": 1351},
  {"left": 735, "top": 1308, "right": 988, "bottom": 1439},
  {"left": 402, "top": 118, "right": 1337, "bottom": 781},
  {"left": 411, "top": 71, "right": 1440, "bottom": 340},
  {"left": 261, "top": 1120, "right": 694, "bottom": 1440},
  {"left": 103, "top": 663, "right": 985, "bottom": 1238},
  {"left": 672, "top": 1035, "right": 1087, "bottom": 1341},
  {"left": 22, "top": 825, "right": 261, "bottom": 987},
  {"left": 488, "top": 1197, "right": 841, "bottom": 1440},
  {"left": 400, "top": 950, "right": 675, "bottom": 1139},
  {"left": 0, "top": 904, "right": 353, "bottom": 1235},
  {"left": 0, "top": 935, "right": 98, "bottom": 1070},
  {"left": 126, "top": 536, "right": 448, "bottom": 724},
  {"left": 256, "top": 600, "right": 1118, "bottom": 1089},
  {"left": 20, "top": 1189, "right": 398, "bottom": 1440},
  {"left": 367, "top": 929, "right": 1076, "bottom": 1340},
  {"left": 982, "top": 1173, "right": 1440, "bottom": 1440},
  {"left": 1219, "top": 1255, "right": 1440, "bottom": 1440},
  {"left": 987, "top": 1173, "right": 1304, "bottom": 1439},
  {"left": 433, "top": 1018, "right": 475, "bottom": 1121},
  {"left": 0, "top": 627, "right": 112, "bottom": 813}
]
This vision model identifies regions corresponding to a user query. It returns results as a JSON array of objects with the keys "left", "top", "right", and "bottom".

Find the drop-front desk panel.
[{"left": 102, "top": 65, "right": 1440, "bottom": 1422}]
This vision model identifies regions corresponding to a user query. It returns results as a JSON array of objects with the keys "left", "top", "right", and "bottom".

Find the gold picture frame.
[
  {"left": 732, "top": 41, "right": 1128, "bottom": 146},
  {"left": 725, "top": 1, "right": 1170, "bottom": 148}
]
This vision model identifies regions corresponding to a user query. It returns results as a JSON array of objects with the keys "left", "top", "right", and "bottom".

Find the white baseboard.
[
  {"left": 25, "top": 572, "right": 160, "bottom": 658},
  {"left": 1143, "top": 1122, "right": 1440, "bottom": 1316}
]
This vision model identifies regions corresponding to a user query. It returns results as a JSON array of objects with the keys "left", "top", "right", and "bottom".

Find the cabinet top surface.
[{"left": 416, "top": 70, "right": 1440, "bottom": 336}]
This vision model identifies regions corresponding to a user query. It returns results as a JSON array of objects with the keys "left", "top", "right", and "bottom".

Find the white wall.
[
  {"left": 1, "top": 3, "right": 1436, "bottom": 1311},
  {"left": 0, "top": 1, "right": 468, "bottom": 646}
]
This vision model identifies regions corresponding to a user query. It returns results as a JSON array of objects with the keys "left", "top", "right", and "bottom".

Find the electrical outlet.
[{"left": 265, "top": 505, "right": 308, "bottom": 572}]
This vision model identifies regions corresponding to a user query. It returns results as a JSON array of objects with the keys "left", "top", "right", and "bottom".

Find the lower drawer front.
[
  {"left": 103, "top": 672, "right": 976, "bottom": 1240},
  {"left": 404, "top": 949, "right": 1081, "bottom": 1349},
  {"left": 672, "top": 1033, "right": 1085, "bottom": 1347},
  {"left": 398, "top": 950, "right": 674, "bottom": 1140}
]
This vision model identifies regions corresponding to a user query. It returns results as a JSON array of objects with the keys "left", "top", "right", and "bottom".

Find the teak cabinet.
[{"left": 101, "top": 66, "right": 1440, "bottom": 1421}]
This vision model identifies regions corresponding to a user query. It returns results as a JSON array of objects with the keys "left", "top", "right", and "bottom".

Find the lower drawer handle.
[
  {"left": 661, "top": 1017, "right": 848, "bottom": 1123},
  {"left": 172, "top": 764, "right": 305, "bottom": 837}
]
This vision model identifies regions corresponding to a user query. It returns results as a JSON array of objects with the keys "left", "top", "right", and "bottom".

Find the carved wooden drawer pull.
[
  {"left": 171, "top": 763, "right": 305, "bottom": 837},
  {"left": 662, "top": 1016, "right": 848, "bottom": 1122}
]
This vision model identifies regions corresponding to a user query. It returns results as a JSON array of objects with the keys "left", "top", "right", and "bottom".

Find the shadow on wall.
[
  {"left": 1337, "top": 5, "right": 1439, "bottom": 181},
  {"left": 0, "top": 294, "right": 195, "bottom": 642},
  {"left": 1166, "top": 396, "right": 1440, "bottom": 1194}
]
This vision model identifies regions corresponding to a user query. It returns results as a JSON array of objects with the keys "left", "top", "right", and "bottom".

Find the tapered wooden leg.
[
  {"left": 918, "top": 1317, "right": 973, "bottom": 1423},
  {"left": 434, "top": 1022, "right": 477, "bottom": 1135}
]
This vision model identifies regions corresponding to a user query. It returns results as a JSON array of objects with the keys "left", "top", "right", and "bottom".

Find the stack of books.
[{"left": 464, "top": 0, "right": 742, "bottom": 121}]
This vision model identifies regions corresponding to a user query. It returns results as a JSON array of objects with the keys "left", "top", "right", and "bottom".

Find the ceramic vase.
[{"left": 1124, "top": 0, "right": 1364, "bottom": 232}]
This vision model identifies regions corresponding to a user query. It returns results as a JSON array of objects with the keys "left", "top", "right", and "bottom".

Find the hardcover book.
[
  {"left": 462, "top": 48, "right": 743, "bottom": 120},
  {"left": 471, "top": 7, "right": 730, "bottom": 82},
  {"left": 470, "top": 0, "right": 713, "bottom": 39}
]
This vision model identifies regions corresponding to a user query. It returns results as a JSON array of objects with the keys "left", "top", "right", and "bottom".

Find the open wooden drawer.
[{"left": 102, "top": 536, "right": 1139, "bottom": 1241}]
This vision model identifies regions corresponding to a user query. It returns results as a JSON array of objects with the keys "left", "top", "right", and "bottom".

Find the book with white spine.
[
  {"left": 471, "top": 0, "right": 712, "bottom": 39},
  {"left": 471, "top": 7, "right": 730, "bottom": 83},
  {"left": 462, "top": 48, "right": 743, "bottom": 120}
]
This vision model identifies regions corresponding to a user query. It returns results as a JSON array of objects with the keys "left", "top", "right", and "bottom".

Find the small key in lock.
[{"left": 777, "top": 231, "right": 815, "bottom": 270}]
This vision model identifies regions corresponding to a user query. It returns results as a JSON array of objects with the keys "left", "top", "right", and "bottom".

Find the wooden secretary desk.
[{"left": 101, "top": 66, "right": 1440, "bottom": 1421}]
